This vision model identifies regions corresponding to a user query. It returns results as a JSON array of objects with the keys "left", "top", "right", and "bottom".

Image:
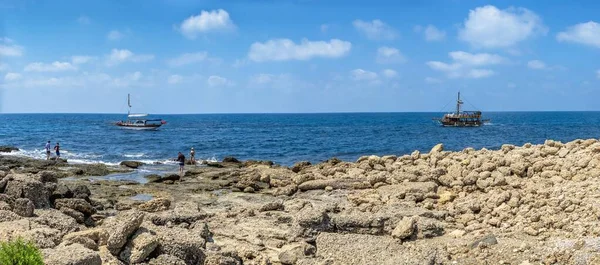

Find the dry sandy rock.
[{"left": 43, "top": 243, "right": 102, "bottom": 265}]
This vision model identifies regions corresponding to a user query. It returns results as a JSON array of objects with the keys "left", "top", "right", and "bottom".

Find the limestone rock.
[
  {"left": 13, "top": 198, "right": 35, "bottom": 217},
  {"left": 106, "top": 210, "right": 145, "bottom": 255},
  {"left": 119, "top": 232, "right": 159, "bottom": 264},
  {"left": 63, "top": 228, "right": 109, "bottom": 250},
  {"left": 43, "top": 243, "right": 102, "bottom": 265},
  {"left": 4, "top": 174, "right": 51, "bottom": 208},
  {"left": 19, "top": 227, "right": 62, "bottom": 249},
  {"left": 54, "top": 198, "right": 95, "bottom": 216},
  {"left": 154, "top": 225, "right": 207, "bottom": 264},
  {"left": 149, "top": 254, "right": 187, "bottom": 265},
  {"left": 391, "top": 217, "right": 415, "bottom": 240},
  {"left": 120, "top": 160, "right": 144, "bottom": 169},
  {"left": 430, "top": 143, "right": 444, "bottom": 154},
  {"left": 278, "top": 242, "right": 316, "bottom": 265},
  {"left": 60, "top": 207, "right": 86, "bottom": 223},
  {"left": 138, "top": 198, "right": 171, "bottom": 212},
  {"left": 99, "top": 246, "right": 125, "bottom": 265}
]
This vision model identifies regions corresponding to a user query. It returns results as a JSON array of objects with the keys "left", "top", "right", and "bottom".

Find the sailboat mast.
[
  {"left": 127, "top": 94, "right": 131, "bottom": 115},
  {"left": 456, "top": 91, "right": 462, "bottom": 114}
]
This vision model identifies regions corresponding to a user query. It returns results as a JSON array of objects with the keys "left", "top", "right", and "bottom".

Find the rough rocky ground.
[{"left": 3, "top": 139, "right": 600, "bottom": 264}]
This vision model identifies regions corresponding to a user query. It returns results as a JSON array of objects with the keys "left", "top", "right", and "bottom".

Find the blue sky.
[{"left": 1, "top": 0, "right": 600, "bottom": 113}]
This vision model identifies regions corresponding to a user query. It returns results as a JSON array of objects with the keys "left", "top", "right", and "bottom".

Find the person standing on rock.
[
  {"left": 54, "top": 142, "right": 60, "bottom": 159},
  {"left": 177, "top": 152, "right": 185, "bottom": 175},
  {"left": 190, "top": 147, "right": 196, "bottom": 165},
  {"left": 45, "top": 141, "right": 51, "bottom": 160}
]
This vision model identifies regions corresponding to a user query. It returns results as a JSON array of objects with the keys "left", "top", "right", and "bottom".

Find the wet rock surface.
[{"left": 5, "top": 139, "right": 600, "bottom": 264}]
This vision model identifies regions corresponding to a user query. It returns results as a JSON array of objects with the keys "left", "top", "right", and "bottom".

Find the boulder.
[
  {"left": 0, "top": 146, "right": 19, "bottom": 152},
  {"left": 106, "top": 210, "right": 145, "bottom": 255},
  {"left": 99, "top": 246, "right": 125, "bottom": 265},
  {"left": 144, "top": 174, "right": 161, "bottom": 183},
  {"left": 70, "top": 184, "right": 91, "bottom": 200},
  {"left": 291, "top": 161, "right": 312, "bottom": 173},
  {"left": 149, "top": 254, "right": 187, "bottom": 265},
  {"left": 61, "top": 207, "right": 86, "bottom": 223},
  {"left": 138, "top": 198, "right": 171, "bottom": 212},
  {"left": 222, "top": 156, "right": 240, "bottom": 163},
  {"left": 32, "top": 209, "right": 81, "bottom": 235},
  {"left": 154, "top": 226, "right": 206, "bottom": 264},
  {"left": 43, "top": 243, "right": 102, "bottom": 265},
  {"left": 259, "top": 201, "right": 284, "bottom": 212},
  {"left": 63, "top": 228, "right": 109, "bottom": 250},
  {"left": 120, "top": 161, "right": 144, "bottom": 169},
  {"left": 149, "top": 174, "right": 181, "bottom": 183},
  {"left": 19, "top": 227, "right": 62, "bottom": 249},
  {"left": 13, "top": 198, "right": 35, "bottom": 217},
  {"left": 148, "top": 204, "right": 211, "bottom": 226},
  {"left": 204, "top": 253, "right": 243, "bottom": 265},
  {"left": 391, "top": 217, "right": 416, "bottom": 240},
  {"left": 278, "top": 243, "right": 315, "bottom": 265},
  {"left": 51, "top": 183, "right": 73, "bottom": 202},
  {"left": 119, "top": 232, "right": 159, "bottom": 264},
  {"left": 54, "top": 198, "right": 95, "bottom": 216},
  {"left": 79, "top": 163, "right": 110, "bottom": 176},
  {"left": 4, "top": 174, "right": 51, "bottom": 208},
  {"left": 36, "top": 170, "right": 58, "bottom": 183},
  {"left": 430, "top": 143, "right": 444, "bottom": 154},
  {"left": 0, "top": 219, "right": 31, "bottom": 240},
  {"left": 243, "top": 160, "right": 274, "bottom": 167}
]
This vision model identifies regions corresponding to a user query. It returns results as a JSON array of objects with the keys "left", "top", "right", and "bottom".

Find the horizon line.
[{"left": 3, "top": 110, "right": 600, "bottom": 115}]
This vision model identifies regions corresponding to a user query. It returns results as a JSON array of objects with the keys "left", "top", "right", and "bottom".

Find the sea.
[{"left": 1, "top": 112, "right": 600, "bottom": 169}]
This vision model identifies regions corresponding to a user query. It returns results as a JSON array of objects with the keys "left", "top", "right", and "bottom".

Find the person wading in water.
[{"left": 176, "top": 152, "right": 185, "bottom": 175}]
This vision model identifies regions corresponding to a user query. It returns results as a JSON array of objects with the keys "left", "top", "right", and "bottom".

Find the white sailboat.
[{"left": 115, "top": 94, "right": 166, "bottom": 130}]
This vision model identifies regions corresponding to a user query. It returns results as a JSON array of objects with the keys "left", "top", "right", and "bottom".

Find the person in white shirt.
[{"left": 45, "top": 141, "right": 51, "bottom": 160}]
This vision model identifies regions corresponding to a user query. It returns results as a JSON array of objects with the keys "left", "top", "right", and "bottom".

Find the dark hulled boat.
[{"left": 433, "top": 92, "right": 489, "bottom": 127}]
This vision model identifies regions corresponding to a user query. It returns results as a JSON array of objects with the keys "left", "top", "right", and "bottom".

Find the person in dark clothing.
[
  {"left": 177, "top": 152, "right": 185, "bottom": 175},
  {"left": 54, "top": 142, "right": 60, "bottom": 158}
]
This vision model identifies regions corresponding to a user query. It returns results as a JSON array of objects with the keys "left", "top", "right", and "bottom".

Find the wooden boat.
[
  {"left": 115, "top": 94, "right": 166, "bottom": 130},
  {"left": 433, "top": 92, "right": 489, "bottom": 127}
]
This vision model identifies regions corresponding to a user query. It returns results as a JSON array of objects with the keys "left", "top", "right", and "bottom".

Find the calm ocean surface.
[{"left": 2, "top": 112, "right": 600, "bottom": 166}]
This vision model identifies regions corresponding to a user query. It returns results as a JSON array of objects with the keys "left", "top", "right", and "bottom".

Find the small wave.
[{"left": 123, "top": 153, "right": 146, "bottom": 158}]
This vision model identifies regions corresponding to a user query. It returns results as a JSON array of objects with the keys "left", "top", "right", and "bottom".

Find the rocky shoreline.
[{"left": 2, "top": 139, "right": 600, "bottom": 264}]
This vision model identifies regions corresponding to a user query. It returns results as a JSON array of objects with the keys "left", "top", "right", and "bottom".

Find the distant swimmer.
[
  {"left": 45, "top": 141, "right": 51, "bottom": 160},
  {"left": 54, "top": 142, "right": 60, "bottom": 158},
  {"left": 177, "top": 152, "right": 185, "bottom": 175},
  {"left": 190, "top": 147, "right": 196, "bottom": 165}
]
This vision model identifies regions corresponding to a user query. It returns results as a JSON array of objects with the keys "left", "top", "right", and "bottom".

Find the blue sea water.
[{"left": 1, "top": 112, "right": 600, "bottom": 167}]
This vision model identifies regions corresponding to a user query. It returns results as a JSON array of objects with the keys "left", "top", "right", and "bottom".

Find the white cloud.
[
  {"left": 376, "top": 46, "right": 406, "bottom": 64},
  {"left": 251, "top": 73, "right": 276, "bottom": 84},
  {"left": 353, "top": 19, "right": 398, "bottom": 40},
  {"left": 248, "top": 38, "right": 351, "bottom": 62},
  {"left": 415, "top": 25, "right": 446, "bottom": 41},
  {"left": 106, "top": 49, "right": 154, "bottom": 65},
  {"left": 381, "top": 69, "right": 397, "bottom": 78},
  {"left": 0, "top": 38, "right": 24, "bottom": 57},
  {"left": 168, "top": 74, "right": 183, "bottom": 84},
  {"left": 467, "top": 69, "right": 494, "bottom": 78},
  {"left": 71, "top": 56, "right": 95, "bottom": 65},
  {"left": 207, "top": 75, "right": 231, "bottom": 87},
  {"left": 24, "top": 61, "right": 77, "bottom": 72},
  {"left": 425, "top": 77, "right": 442, "bottom": 84},
  {"left": 350, "top": 69, "right": 378, "bottom": 81},
  {"left": 4, "top": 72, "right": 21, "bottom": 81},
  {"left": 449, "top": 51, "right": 506, "bottom": 66},
  {"left": 179, "top": 9, "right": 236, "bottom": 39},
  {"left": 557, "top": 21, "right": 600, "bottom": 48},
  {"left": 427, "top": 51, "right": 503, "bottom": 79},
  {"left": 527, "top": 60, "right": 546, "bottom": 70},
  {"left": 167, "top": 52, "right": 219, "bottom": 67},
  {"left": 458, "top": 5, "right": 547, "bottom": 48},
  {"left": 77, "top": 16, "right": 91, "bottom": 25},
  {"left": 107, "top": 30, "right": 124, "bottom": 41}
]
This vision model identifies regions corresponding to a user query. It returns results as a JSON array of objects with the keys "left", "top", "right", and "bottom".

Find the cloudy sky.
[{"left": 1, "top": 0, "right": 600, "bottom": 113}]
